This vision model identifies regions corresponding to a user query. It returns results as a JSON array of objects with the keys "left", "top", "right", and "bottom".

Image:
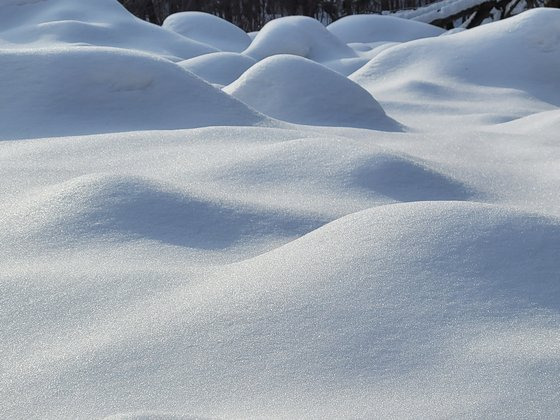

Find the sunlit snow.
[{"left": 1, "top": 2, "right": 559, "bottom": 419}]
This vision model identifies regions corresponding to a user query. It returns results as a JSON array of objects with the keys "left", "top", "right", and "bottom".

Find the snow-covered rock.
[
  {"left": 224, "top": 55, "right": 400, "bottom": 130},
  {"left": 163, "top": 11, "right": 252, "bottom": 53}
]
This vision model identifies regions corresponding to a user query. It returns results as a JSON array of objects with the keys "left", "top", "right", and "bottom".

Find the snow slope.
[
  {"left": 244, "top": 15, "right": 357, "bottom": 62},
  {"left": 351, "top": 8, "right": 560, "bottom": 128},
  {"left": 0, "top": 0, "right": 216, "bottom": 60},
  {"left": 0, "top": 47, "right": 266, "bottom": 139},
  {"left": 163, "top": 11, "right": 252, "bottom": 53},
  {"left": 2, "top": 3, "right": 560, "bottom": 419},
  {"left": 327, "top": 14, "right": 444, "bottom": 43},
  {"left": 178, "top": 52, "right": 257, "bottom": 86},
  {"left": 224, "top": 55, "right": 401, "bottom": 130}
]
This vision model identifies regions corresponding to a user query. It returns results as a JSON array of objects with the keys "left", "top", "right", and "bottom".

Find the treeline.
[{"left": 118, "top": 0, "right": 437, "bottom": 30}]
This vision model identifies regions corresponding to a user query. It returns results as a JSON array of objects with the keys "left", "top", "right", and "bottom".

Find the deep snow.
[{"left": 1, "top": 2, "right": 560, "bottom": 419}]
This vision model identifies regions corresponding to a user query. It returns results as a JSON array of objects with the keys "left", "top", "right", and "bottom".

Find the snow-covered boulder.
[
  {"left": 327, "top": 14, "right": 444, "bottom": 44},
  {"left": 0, "top": 0, "right": 216, "bottom": 60},
  {"left": 179, "top": 52, "right": 257, "bottom": 86},
  {"left": 0, "top": 47, "right": 266, "bottom": 139},
  {"left": 224, "top": 55, "right": 400, "bottom": 130},
  {"left": 162, "top": 11, "right": 252, "bottom": 53}
]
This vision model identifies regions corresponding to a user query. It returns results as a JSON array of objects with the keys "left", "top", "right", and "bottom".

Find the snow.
[
  {"left": 178, "top": 52, "right": 257, "bottom": 86},
  {"left": 0, "top": 47, "right": 267, "bottom": 139},
  {"left": 162, "top": 11, "right": 252, "bottom": 53},
  {"left": 2, "top": 2, "right": 560, "bottom": 419},
  {"left": 224, "top": 55, "right": 401, "bottom": 130},
  {"left": 394, "top": 0, "right": 488, "bottom": 23},
  {"left": 351, "top": 8, "right": 560, "bottom": 128},
  {"left": 244, "top": 15, "right": 357, "bottom": 62},
  {"left": 327, "top": 14, "right": 445, "bottom": 43},
  {"left": 0, "top": 0, "right": 217, "bottom": 60}
]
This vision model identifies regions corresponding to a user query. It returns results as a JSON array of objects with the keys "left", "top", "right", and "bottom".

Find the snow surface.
[
  {"left": 224, "top": 55, "right": 401, "bottom": 130},
  {"left": 163, "top": 11, "right": 252, "bottom": 53},
  {"left": 243, "top": 15, "right": 358, "bottom": 63},
  {"left": 351, "top": 8, "right": 560, "bottom": 128},
  {"left": 0, "top": 47, "right": 267, "bottom": 139},
  {"left": 0, "top": 0, "right": 217, "bottom": 61},
  {"left": 2, "top": 3, "right": 560, "bottom": 419},
  {"left": 178, "top": 52, "right": 257, "bottom": 86},
  {"left": 327, "top": 14, "right": 445, "bottom": 43}
]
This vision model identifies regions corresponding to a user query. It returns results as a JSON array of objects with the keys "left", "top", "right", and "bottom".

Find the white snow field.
[{"left": 1, "top": 1, "right": 560, "bottom": 419}]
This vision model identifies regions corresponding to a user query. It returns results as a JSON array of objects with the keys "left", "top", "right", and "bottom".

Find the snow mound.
[
  {"left": 353, "top": 154, "right": 473, "bottom": 201},
  {"left": 351, "top": 9, "right": 560, "bottom": 106},
  {"left": 224, "top": 55, "right": 400, "bottom": 130},
  {"left": 2, "top": 174, "right": 318, "bottom": 252},
  {"left": 8, "top": 201, "right": 559, "bottom": 418},
  {"left": 163, "top": 11, "right": 252, "bottom": 53},
  {"left": 243, "top": 15, "right": 357, "bottom": 62},
  {"left": 0, "top": 0, "right": 216, "bottom": 60},
  {"left": 0, "top": 47, "right": 266, "bottom": 139},
  {"left": 178, "top": 52, "right": 257, "bottom": 86},
  {"left": 327, "top": 14, "right": 444, "bottom": 44}
]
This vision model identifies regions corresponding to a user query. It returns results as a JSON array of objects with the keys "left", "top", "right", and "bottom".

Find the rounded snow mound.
[
  {"left": 178, "top": 52, "right": 257, "bottom": 86},
  {"left": 0, "top": 0, "right": 216, "bottom": 60},
  {"left": 65, "top": 201, "right": 560, "bottom": 418},
  {"left": 327, "top": 14, "right": 444, "bottom": 44},
  {"left": 351, "top": 8, "right": 560, "bottom": 105},
  {"left": 163, "top": 11, "right": 252, "bottom": 53},
  {"left": 243, "top": 15, "right": 357, "bottom": 62},
  {"left": 2, "top": 174, "right": 316, "bottom": 250},
  {"left": 224, "top": 55, "right": 400, "bottom": 130},
  {"left": 353, "top": 153, "right": 473, "bottom": 201},
  {"left": 0, "top": 47, "right": 266, "bottom": 139}
]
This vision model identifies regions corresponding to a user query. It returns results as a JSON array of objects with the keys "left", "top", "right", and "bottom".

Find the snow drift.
[
  {"left": 224, "top": 55, "right": 401, "bottom": 130},
  {"left": 2, "top": 3, "right": 560, "bottom": 419},
  {"left": 3, "top": 201, "right": 560, "bottom": 418},
  {"left": 327, "top": 14, "right": 444, "bottom": 44},
  {"left": 244, "top": 15, "right": 357, "bottom": 62},
  {"left": 0, "top": 47, "right": 266, "bottom": 139},
  {"left": 351, "top": 8, "right": 560, "bottom": 106},
  {"left": 178, "top": 52, "right": 257, "bottom": 86},
  {"left": 163, "top": 11, "right": 252, "bottom": 53},
  {"left": 0, "top": 0, "right": 216, "bottom": 60}
]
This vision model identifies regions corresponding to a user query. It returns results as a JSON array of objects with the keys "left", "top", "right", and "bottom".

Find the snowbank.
[
  {"left": 224, "top": 55, "right": 400, "bottom": 130},
  {"left": 327, "top": 14, "right": 444, "bottom": 43},
  {"left": 4, "top": 198, "right": 559, "bottom": 418},
  {"left": 351, "top": 9, "right": 560, "bottom": 106},
  {"left": 0, "top": 47, "right": 266, "bottom": 139},
  {"left": 178, "top": 52, "right": 257, "bottom": 86},
  {"left": 243, "top": 15, "right": 357, "bottom": 62},
  {"left": 2, "top": 173, "right": 318, "bottom": 254},
  {"left": 0, "top": 0, "right": 216, "bottom": 60},
  {"left": 162, "top": 11, "right": 252, "bottom": 53}
]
